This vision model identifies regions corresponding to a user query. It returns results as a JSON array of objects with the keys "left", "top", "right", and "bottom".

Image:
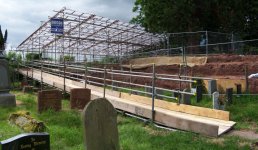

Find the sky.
[{"left": 0, "top": 0, "right": 136, "bottom": 49}]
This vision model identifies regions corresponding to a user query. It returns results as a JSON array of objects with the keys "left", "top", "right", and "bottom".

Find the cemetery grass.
[{"left": 0, "top": 91, "right": 256, "bottom": 149}]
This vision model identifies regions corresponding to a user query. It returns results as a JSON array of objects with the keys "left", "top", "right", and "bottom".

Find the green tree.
[{"left": 131, "top": 0, "right": 258, "bottom": 39}]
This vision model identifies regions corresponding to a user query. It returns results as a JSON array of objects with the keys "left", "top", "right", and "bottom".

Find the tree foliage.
[
  {"left": 131, "top": 0, "right": 258, "bottom": 39},
  {"left": 6, "top": 51, "right": 22, "bottom": 63},
  {"left": 26, "top": 53, "right": 42, "bottom": 61}
]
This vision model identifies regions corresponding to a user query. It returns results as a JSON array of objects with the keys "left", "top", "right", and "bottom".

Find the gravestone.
[
  {"left": 212, "top": 92, "right": 220, "bottom": 110},
  {"left": 155, "top": 89, "right": 163, "bottom": 100},
  {"left": 21, "top": 81, "right": 28, "bottom": 87},
  {"left": 38, "top": 90, "right": 62, "bottom": 113},
  {"left": 196, "top": 79, "right": 203, "bottom": 102},
  {"left": 0, "top": 133, "right": 50, "bottom": 150},
  {"left": 196, "top": 86, "right": 202, "bottom": 102},
  {"left": 172, "top": 89, "right": 180, "bottom": 98},
  {"left": 70, "top": 88, "right": 91, "bottom": 109},
  {"left": 145, "top": 85, "right": 152, "bottom": 97},
  {"left": 82, "top": 98, "right": 119, "bottom": 150},
  {"left": 236, "top": 84, "right": 242, "bottom": 94},
  {"left": 182, "top": 88, "right": 191, "bottom": 105},
  {"left": 226, "top": 88, "right": 233, "bottom": 105},
  {"left": 131, "top": 91, "right": 139, "bottom": 95},
  {"left": 208, "top": 80, "right": 217, "bottom": 95},
  {"left": 23, "top": 86, "right": 34, "bottom": 93},
  {"left": 0, "top": 59, "right": 16, "bottom": 107}
]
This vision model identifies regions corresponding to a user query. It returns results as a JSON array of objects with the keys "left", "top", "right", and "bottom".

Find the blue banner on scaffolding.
[{"left": 51, "top": 18, "right": 64, "bottom": 34}]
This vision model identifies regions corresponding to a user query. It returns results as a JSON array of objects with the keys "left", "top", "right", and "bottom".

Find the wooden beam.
[{"left": 120, "top": 93, "right": 230, "bottom": 121}]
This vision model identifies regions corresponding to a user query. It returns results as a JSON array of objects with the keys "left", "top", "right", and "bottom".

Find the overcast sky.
[{"left": 0, "top": 0, "right": 136, "bottom": 49}]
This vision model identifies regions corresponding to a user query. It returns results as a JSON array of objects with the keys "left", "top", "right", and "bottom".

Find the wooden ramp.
[{"left": 19, "top": 69, "right": 235, "bottom": 137}]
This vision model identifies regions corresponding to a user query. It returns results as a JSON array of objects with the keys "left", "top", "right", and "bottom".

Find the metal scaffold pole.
[
  {"left": 103, "top": 66, "right": 107, "bottom": 98},
  {"left": 151, "top": 63, "right": 156, "bottom": 123}
]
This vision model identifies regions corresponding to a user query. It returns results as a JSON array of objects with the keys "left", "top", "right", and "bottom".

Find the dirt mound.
[
  {"left": 207, "top": 54, "right": 258, "bottom": 64},
  {"left": 127, "top": 56, "right": 207, "bottom": 67}
]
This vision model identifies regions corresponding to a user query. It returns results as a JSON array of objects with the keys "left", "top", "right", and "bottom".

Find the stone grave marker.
[
  {"left": 182, "top": 88, "right": 191, "bottom": 105},
  {"left": 196, "top": 79, "right": 203, "bottom": 102},
  {"left": 236, "top": 84, "right": 242, "bottom": 94},
  {"left": 226, "top": 88, "right": 233, "bottom": 105},
  {"left": 70, "top": 88, "right": 91, "bottom": 109},
  {"left": 0, "top": 59, "right": 16, "bottom": 107},
  {"left": 82, "top": 98, "right": 119, "bottom": 150},
  {"left": 21, "top": 81, "right": 28, "bottom": 87},
  {"left": 172, "top": 89, "right": 180, "bottom": 98},
  {"left": 208, "top": 80, "right": 217, "bottom": 95},
  {"left": 38, "top": 90, "right": 62, "bottom": 113},
  {"left": 144, "top": 85, "right": 152, "bottom": 97},
  {"left": 212, "top": 92, "right": 220, "bottom": 110},
  {"left": 155, "top": 89, "right": 164, "bottom": 100},
  {"left": 0, "top": 133, "right": 50, "bottom": 150},
  {"left": 131, "top": 91, "right": 139, "bottom": 95},
  {"left": 23, "top": 86, "right": 34, "bottom": 93}
]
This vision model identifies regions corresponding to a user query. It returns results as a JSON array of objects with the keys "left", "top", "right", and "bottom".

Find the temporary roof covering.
[{"left": 17, "top": 7, "right": 163, "bottom": 57}]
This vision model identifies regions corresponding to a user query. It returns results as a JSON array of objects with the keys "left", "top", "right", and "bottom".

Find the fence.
[{"left": 15, "top": 60, "right": 217, "bottom": 122}]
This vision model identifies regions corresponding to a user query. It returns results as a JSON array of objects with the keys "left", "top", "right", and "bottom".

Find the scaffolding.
[{"left": 16, "top": 7, "right": 163, "bottom": 63}]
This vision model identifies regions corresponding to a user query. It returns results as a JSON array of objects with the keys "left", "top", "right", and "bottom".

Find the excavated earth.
[{"left": 88, "top": 55, "right": 258, "bottom": 93}]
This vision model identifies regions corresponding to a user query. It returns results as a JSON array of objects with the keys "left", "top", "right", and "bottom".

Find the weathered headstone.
[
  {"left": 21, "top": 81, "right": 28, "bottom": 87},
  {"left": 145, "top": 85, "right": 152, "bottom": 97},
  {"left": 38, "top": 90, "right": 62, "bottom": 113},
  {"left": 0, "top": 59, "right": 16, "bottom": 107},
  {"left": 226, "top": 88, "right": 233, "bottom": 105},
  {"left": 70, "top": 88, "right": 91, "bottom": 109},
  {"left": 0, "top": 133, "right": 50, "bottom": 150},
  {"left": 212, "top": 92, "right": 220, "bottom": 110},
  {"left": 182, "top": 88, "right": 191, "bottom": 105},
  {"left": 131, "top": 91, "right": 139, "bottom": 95},
  {"left": 236, "top": 84, "right": 242, "bottom": 94},
  {"left": 208, "top": 80, "right": 217, "bottom": 95},
  {"left": 173, "top": 89, "right": 180, "bottom": 98},
  {"left": 155, "top": 89, "right": 163, "bottom": 100},
  {"left": 249, "top": 79, "right": 258, "bottom": 94},
  {"left": 196, "top": 79, "right": 203, "bottom": 102},
  {"left": 196, "top": 86, "right": 202, "bottom": 102},
  {"left": 82, "top": 98, "right": 119, "bottom": 150},
  {"left": 23, "top": 86, "right": 34, "bottom": 93},
  {"left": 9, "top": 111, "right": 46, "bottom": 132}
]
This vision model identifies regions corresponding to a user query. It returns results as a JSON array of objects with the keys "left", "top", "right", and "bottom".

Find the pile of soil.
[{"left": 89, "top": 54, "right": 258, "bottom": 92}]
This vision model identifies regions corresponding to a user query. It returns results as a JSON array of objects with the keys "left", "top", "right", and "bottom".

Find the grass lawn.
[{"left": 0, "top": 90, "right": 257, "bottom": 149}]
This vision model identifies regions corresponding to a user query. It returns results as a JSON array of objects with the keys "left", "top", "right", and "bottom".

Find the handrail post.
[
  {"left": 129, "top": 64, "right": 132, "bottom": 94},
  {"left": 205, "top": 30, "right": 208, "bottom": 57},
  {"left": 84, "top": 61, "right": 87, "bottom": 88},
  {"left": 111, "top": 66, "right": 114, "bottom": 91},
  {"left": 103, "top": 66, "right": 107, "bottom": 98},
  {"left": 151, "top": 63, "right": 156, "bottom": 123},
  {"left": 41, "top": 59, "right": 43, "bottom": 91},
  {"left": 63, "top": 59, "right": 66, "bottom": 93}
]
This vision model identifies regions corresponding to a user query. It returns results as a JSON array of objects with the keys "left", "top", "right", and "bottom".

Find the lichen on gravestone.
[{"left": 8, "top": 111, "right": 46, "bottom": 132}]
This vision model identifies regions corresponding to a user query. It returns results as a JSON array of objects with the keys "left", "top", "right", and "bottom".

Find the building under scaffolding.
[{"left": 16, "top": 7, "right": 164, "bottom": 63}]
